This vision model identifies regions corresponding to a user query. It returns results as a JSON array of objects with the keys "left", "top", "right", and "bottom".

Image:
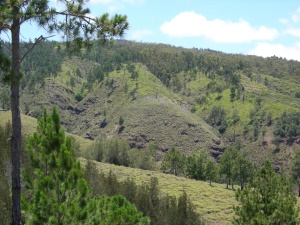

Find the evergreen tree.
[
  {"left": 233, "top": 152, "right": 254, "bottom": 190},
  {"left": 1, "top": 2, "right": 128, "bottom": 223},
  {"left": 161, "top": 147, "right": 186, "bottom": 176},
  {"left": 185, "top": 149, "right": 209, "bottom": 181},
  {"left": 22, "top": 107, "right": 91, "bottom": 224},
  {"left": 23, "top": 107, "right": 148, "bottom": 224},
  {"left": 88, "top": 195, "right": 150, "bottom": 225},
  {"left": 230, "top": 86, "right": 236, "bottom": 102},
  {"left": 219, "top": 147, "right": 237, "bottom": 189},
  {"left": 205, "top": 158, "right": 218, "bottom": 186},
  {"left": 234, "top": 161, "right": 298, "bottom": 225},
  {"left": 177, "top": 191, "right": 202, "bottom": 225}
]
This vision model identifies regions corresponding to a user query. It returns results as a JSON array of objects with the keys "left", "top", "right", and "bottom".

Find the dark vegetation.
[
  {"left": 84, "top": 161, "right": 204, "bottom": 225},
  {"left": 273, "top": 112, "right": 300, "bottom": 144},
  {"left": 160, "top": 145, "right": 255, "bottom": 191},
  {"left": 1, "top": 109, "right": 149, "bottom": 224},
  {"left": 84, "top": 138, "right": 155, "bottom": 170}
]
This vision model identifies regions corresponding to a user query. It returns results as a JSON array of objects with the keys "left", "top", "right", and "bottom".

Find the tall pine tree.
[{"left": 1, "top": 2, "right": 128, "bottom": 223}]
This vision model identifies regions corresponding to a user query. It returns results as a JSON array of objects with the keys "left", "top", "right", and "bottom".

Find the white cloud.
[
  {"left": 285, "top": 28, "right": 300, "bottom": 37},
  {"left": 280, "top": 6, "right": 300, "bottom": 25},
  {"left": 160, "top": 11, "right": 278, "bottom": 43},
  {"left": 249, "top": 42, "right": 300, "bottom": 61},
  {"left": 291, "top": 7, "right": 300, "bottom": 23},
  {"left": 131, "top": 29, "right": 153, "bottom": 40},
  {"left": 279, "top": 18, "right": 289, "bottom": 24}
]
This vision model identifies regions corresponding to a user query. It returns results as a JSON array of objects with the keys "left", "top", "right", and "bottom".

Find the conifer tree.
[
  {"left": 219, "top": 147, "right": 237, "bottom": 189},
  {"left": 185, "top": 149, "right": 209, "bottom": 181},
  {"left": 205, "top": 158, "right": 217, "bottom": 186},
  {"left": 1, "top": 2, "right": 128, "bottom": 223},
  {"left": 23, "top": 107, "right": 149, "bottom": 224},
  {"left": 233, "top": 152, "right": 254, "bottom": 190},
  {"left": 161, "top": 147, "right": 186, "bottom": 176},
  {"left": 234, "top": 161, "right": 298, "bottom": 225},
  {"left": 22, "top": 106, "right": 91, "bottom": 224}
]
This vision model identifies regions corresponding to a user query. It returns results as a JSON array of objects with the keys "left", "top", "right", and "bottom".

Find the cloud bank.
[
  {"left": 160, "top": 11, "right": 278, "bottom": 43},
  {"left": 249, "top": 42, "right": 300, "bottom": 61}
]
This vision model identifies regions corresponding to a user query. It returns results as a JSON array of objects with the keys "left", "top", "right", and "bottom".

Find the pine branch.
[
  {"left": 0, "top": 24, "right": 11, "bottom": 32},
  {"left": 18, "top": 34, "right": 55, "bottom": 66}
]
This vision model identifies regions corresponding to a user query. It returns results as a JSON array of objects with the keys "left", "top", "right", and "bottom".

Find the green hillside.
[
  {"left": 80, "top": 158, "right": 237, "bottom": 224},
  {"left": 1, "top": 110, "right": 300, "bottom": 224},
  {"left": 0, "top": 111, "right": 235, "bottom": 224},
  {"left": 19, "top": 58, "right": 224, "bottom": 158},
  {"left": 0, "top": 110, "right": 93, "bottom": 154}
]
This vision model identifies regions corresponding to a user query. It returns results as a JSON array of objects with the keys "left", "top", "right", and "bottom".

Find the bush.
[{"left": 75, "top": 92, "right": 83, "bottom": 102}]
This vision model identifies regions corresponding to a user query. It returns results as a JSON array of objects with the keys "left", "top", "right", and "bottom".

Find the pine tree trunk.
[{"left": 11, "top": 8, "right": 22, "bottom": 225}]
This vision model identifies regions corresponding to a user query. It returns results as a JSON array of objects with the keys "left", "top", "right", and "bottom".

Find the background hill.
[
  {"left": 0, "top": 38, "right": 300, "bottom": 224},
  {"left": 1, "top": 40, "right": 300, "bottom": 170}
]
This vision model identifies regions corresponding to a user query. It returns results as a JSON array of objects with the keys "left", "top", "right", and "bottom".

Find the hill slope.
[
  {"left": 1, "top": 40, "right": 300, "bottom": 170},
  {"left": 20, "top": 61, "right": 224, "bottom": 157},
  {"left": 80, "top": 158, "right": 237, "bottom": 224}
]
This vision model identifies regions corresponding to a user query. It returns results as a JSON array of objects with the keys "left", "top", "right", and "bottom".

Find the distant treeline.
[{"left": 2, "top": 40, "right": 300, "bottom": 92}]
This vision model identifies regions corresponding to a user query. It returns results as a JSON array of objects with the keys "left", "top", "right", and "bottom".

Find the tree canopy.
[{"left": 234, "top": 161, "right": 298, "bottom": 225}]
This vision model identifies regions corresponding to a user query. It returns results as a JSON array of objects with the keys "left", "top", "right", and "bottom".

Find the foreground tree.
[
  {"left": 1, "top": 2, "right": 128, "bottom": 224},
  {"left": 234, "top": 161, "right": 298, "bottom": 225},
  {"left": 22, "top": 107, "right": 91, "bottom": 224},
  {"left": 22, "top": 107, "right": 148, "bottom": 224}
]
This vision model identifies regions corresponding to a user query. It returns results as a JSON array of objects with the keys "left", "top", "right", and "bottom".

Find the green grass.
[
  {"left": 0, "top": 111, "right": 93, "bottom": 153},
  {"left": 3, "top": 109, "right": 300, "bottom": 224},
  {"left": 0, "top": 110, "right": 236, "bottom": 224},
  {"left": 80, "top": 158, "right": 237, "bottom": 224}
]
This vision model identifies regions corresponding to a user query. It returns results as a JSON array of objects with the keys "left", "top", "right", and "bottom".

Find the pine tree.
[
  {"left": 1, "top": 2, "right": 128, "bottom": 223},
  {"left": 22, "top": 107, "right": 92, "bottom": 224},
  {"left": 219, "top": 147, "right": 237, "bottom": 189},
  {"left": 161, "top": 147, "right": 186, "bottom": 176},
  {"left": 234, "top": 161, "right": 298, "bottom": 225},
  {"left": 205, "top": 158, "right": 217, "bottom": 186},
  {"left": 233, "top": 152, "right": 254, "bottom": 190}
]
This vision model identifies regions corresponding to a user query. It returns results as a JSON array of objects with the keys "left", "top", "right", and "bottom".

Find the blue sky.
[{"left": 15, "top": 0, "right": 300, "bottom": 60}]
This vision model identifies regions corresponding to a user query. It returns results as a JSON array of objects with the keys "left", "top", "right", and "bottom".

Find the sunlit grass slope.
[
  {"left": 0, "top": 110, "right": 93, "bottom": 153},
  {"left": 80, "top": 158, "right": 237, "bottom": 225}
]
